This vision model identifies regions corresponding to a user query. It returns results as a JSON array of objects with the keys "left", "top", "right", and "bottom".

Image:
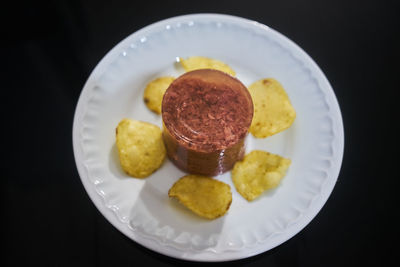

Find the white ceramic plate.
[{"left": 73, "top": 14, "right": 344, "bottom": 261}]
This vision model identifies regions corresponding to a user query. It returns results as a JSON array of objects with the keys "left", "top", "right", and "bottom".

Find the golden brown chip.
[
  {"left": 248, "top": 78, "right": 296, "bottom": 138},
  {"left": 168, "top": 175, "right": 232, "bottom": 219},
  {"left": 232, "top": 150, "right": 291, "bottom": 201},
  {"left": 116, "top": 119, "right": 166, "bottom": 178},
  {"left": 179, "top": 56, "right": 236, "bottom": 76},
  {"left": 143, "top": 76, "right": 175, "bottom": 114}
]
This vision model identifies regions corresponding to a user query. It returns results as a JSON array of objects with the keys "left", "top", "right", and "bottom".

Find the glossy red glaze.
[{"left": 162, "top": 69, "right": 253, "bottom": 175}]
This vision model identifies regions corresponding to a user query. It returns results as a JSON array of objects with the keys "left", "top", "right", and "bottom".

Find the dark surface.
[{"left": 2, "top": 0, "right": 398, "bottom": 266}]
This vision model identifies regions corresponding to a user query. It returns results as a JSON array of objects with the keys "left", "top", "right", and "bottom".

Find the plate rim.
[{"left": 72, "top": 13, "right": 344, "bottom": 262}]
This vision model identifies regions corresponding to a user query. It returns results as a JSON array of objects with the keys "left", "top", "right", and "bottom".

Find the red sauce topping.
[{"left": 162, "top": 69, "right": 253, "bottom": 153}]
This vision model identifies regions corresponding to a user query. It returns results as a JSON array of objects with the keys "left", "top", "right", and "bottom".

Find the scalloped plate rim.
[{"left": 72, "top": 13, "right": 344, "bottom": 262}]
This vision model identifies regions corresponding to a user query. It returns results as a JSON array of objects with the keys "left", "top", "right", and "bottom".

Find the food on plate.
[
  {"left": 248, "top": 78, "right": 296, "bottom": 138},
  {"left": 168, "top": 175, "right": 232, "bottom": 219},
  {"left": 232, "top": 150, "right": 291, "bottom": 201},
  {"left": 162, "top": 69, "right": 253, "bottom": 175},
  {"left": 116, "top": 118, "right": 166, "bottom": 178},
  {"left": 179, "top": 56, "right": 236, "bottom": 76},
  {"left": 143, "top": 76, "right": 175, "bottom": 114}
]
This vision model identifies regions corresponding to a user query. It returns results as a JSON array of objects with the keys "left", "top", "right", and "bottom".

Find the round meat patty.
[{"left": 162, "top": 69, "right": 253, "bottom": 175}]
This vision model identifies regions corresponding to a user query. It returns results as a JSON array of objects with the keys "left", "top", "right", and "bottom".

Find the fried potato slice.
[
  {"left": 169, "top": 175, "right": 232, "bottom": 219},
  {"left": 116, "top": 119, "right": 166, "bottom": 178},
  {"left": 248, "top": 78, "right": 296, "bottom": 138},
  {"left": 232, "top": 150, "right": 291, "bottom": 201},
  {"left": 179, "top": 56, "right": 236, "bottom": 76},
  {"left": 143, "top": 76, "right": 175, "bottom": 114}
]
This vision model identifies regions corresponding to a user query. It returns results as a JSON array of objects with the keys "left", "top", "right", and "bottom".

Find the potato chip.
[
  {"left": 179, "top": 56, "right": 236, "bottom": 76},
  {"left": 168, "top": 175, "right": 232, "bottom": 219},
  {"left": 143, "top": 76, "right": 175, "bottom": 114},
  {"left": 116, "top": 118, "right": 166, "bottom": 178},
  {"left": 248, "top": 78, "right": 296, "bottom": 138},
  {"left": 232, "top": 150, "right": 291, "bottom": 201}
]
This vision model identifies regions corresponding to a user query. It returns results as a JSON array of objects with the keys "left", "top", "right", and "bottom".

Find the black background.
[{"left": 2, "top": 0, "right": 399, "bottom": 266}]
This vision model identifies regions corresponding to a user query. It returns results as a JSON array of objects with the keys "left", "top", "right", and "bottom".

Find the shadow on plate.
[{"left": 128, "top": 158, "right": 226, "bottom": 251}]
